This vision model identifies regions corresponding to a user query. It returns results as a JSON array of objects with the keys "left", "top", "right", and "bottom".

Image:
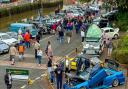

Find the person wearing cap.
[{"left": 4, "top": 72, "right": 12, "bottom": 89}]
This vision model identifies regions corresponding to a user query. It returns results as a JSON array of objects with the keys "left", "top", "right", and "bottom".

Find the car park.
[
  {"left": 0, "top": 33, "right": 18, "bottom": 46},
  {"left": 101, "top": 27, "right": 119, "bottom": 39},
  {"left": 0, "top": 41, "right": 9, "bottom": 54}
]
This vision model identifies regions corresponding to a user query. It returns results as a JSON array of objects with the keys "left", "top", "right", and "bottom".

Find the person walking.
[
  {"left": 24, "top": 31, "right": 31, "bottom": 48},
  {"left": 107, "top": 39, "right": 113, "bottom": 57},
  {"left": 9, "top": 45, "right": 17, "bottom": 65},
  {"left": 55, "top": 64, "right": 63, "bottom": 89},
  {"left": 4, "top": 72, "right": 12, "bottom": 89},
  {"left": 80, "top": 28, "right": 85, "bottom": 43},
  {"left": 18, "top": 41, "right": 25, "bottom": 60},
  {"left": 47, "top": 57, "right": 52, "bottom": 80},
  {"left": 58, "top": 29, "right": 64, "bottom": 43},
  {"left": 33, "top": 40, "right": 40, "bottom": 59},
  {"left": 45, "top": 41, "right": 53, "bottom": 59},
  {"left": 37, "top": 47, "right": 43, "bottom": 66},
  {"left": 66, "top": 20, "right": 73, "bottom": 44},
  {"left": 17, "top": 30, "right": 24, "bottom": 44}
]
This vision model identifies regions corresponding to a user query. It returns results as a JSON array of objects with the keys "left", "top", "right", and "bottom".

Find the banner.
[{"left": 6, "top": 68, "right": 29, "bottom": 80}]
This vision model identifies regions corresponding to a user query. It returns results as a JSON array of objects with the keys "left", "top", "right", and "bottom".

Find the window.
[
  {"left": 105, "top": 30, "right": 109, "bottom": 33},
  {"left": 110, "top": 29, "right": 114, "bottom": 32}
]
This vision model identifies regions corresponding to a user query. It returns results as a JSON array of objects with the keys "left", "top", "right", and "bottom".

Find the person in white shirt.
[
  {"left": 37, "top": 47, "right": 43, "bottom": 66},
  {"left": 81, "top": 28, "right": 85, "bottom": 42}
]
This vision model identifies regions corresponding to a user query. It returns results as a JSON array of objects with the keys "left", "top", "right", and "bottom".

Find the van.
[{"left": 10, "top": 23, "right": 38, "bottom": 38}]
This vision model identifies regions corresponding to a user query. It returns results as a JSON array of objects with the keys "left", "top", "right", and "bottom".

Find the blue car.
[
  {"left": 64, "top": 60, "right": 125, "bottom": 89},
  {"left": 10, "top": 23, "right": 38, "bottom": 38}
]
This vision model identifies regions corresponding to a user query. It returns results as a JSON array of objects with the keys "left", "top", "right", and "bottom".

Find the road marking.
[
  {"left": 35, "top": 77, "right": 41, "bottom": 80},
  {"left": 21, "top": 85, "right": 27, "bottom": 89}
]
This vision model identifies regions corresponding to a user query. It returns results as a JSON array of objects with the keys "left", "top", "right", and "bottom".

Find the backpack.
[{"left": 18, "top": 45, "right": 24, "bottom": 53}]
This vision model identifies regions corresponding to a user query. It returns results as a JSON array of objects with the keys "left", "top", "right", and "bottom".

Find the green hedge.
[
  {"left": 114, "top": 12, "right": 128, "bottom": 32},
  {"left": 112, "top": 35, "right": 128, "bottom": 65},
  {"left": 0, "top": 0, "right": 63, "bottom": 18}
]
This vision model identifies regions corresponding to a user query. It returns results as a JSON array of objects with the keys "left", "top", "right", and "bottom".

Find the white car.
[
  {"left": 89, "top": 5, "right": 99, "bottom": 11},
  {"left": 101, "top": 27, "right": 119, "bottom": 39},
  {"left": 0, "top": 33, "right": 18, "bottom": 46}
]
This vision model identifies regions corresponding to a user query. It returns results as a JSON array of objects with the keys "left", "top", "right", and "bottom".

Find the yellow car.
[{"left": 65, "top": 55, "right": 103, "bottom": 70}]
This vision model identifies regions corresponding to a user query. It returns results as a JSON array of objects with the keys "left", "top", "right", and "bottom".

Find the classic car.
[
  {"left": 63, "top": 60, "right": 125, "bottom": 89},
  {"left": 0, "top": 41, "right": 9, "bottom": 54},
  {"left": 0, "top": 33, "right": 18, "bottom": 46}
]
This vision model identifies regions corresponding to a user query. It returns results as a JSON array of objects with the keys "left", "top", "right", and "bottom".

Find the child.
[
  {"left": 37, "top": 48, "right": 43, "bottom": 66},
  {"left": 18, "top": 42, "right": 25, "bottom": 60}
]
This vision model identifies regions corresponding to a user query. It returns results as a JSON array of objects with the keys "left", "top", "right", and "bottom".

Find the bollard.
[
  {"left": 76, "top": 48, "right": 78, "bottom": 55},
  {"left": 28, "top": 79, "right": 33, "bottom": 85}
]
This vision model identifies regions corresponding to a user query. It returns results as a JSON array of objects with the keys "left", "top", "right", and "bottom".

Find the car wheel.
[
  {"left": 114, "top": 34, "right": 118, "bottom": 39},
  {"left": 112, "top": 79, "right": 119, "bottom": 87}
]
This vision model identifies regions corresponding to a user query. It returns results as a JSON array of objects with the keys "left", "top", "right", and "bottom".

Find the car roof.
[
  {"left": 0, "top": 33, "right": 9, "bottom": 35},
  {"left": 101, "top": 27, "right": 113, "bottom": 31},
  {"left": 10, "top": 23, "right": 33, "bottom": 27}
]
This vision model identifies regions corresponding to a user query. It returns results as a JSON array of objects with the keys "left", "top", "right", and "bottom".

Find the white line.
[
  {"left": 35, "top": 77, "right": 41, "bottom": 80},
  {"left": 21, "top": 85, "right": 27, "bottom": 89}
]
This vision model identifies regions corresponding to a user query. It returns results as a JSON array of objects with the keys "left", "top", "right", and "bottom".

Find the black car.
[
  {"left": 102, "top": 10, "right": 118, "bottom": 21},
  {"left": 93, "top": 17, "right": 109, "bottom": 28}
]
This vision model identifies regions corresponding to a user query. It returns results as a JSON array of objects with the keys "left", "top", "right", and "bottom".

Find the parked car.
[
  {"left": 10, "top": 23, "right": 38, "bottom": 38},
  {"left": 6, "top": 32, "right": 18, "bottom": 40},
  {"left": 102, "top": 10, "right": 118, "bottom": 21},
  {"left": 89, "top": 4, "right": 100, "bottom": 11},
  {"left": 101, "top": 27, "right": 119, "bottom": 39},
  {"left": 0, "top": 33, "right": 18, "bottom": 46},
  {"left": 64, "top": 60, "right": 125, "bottom": 89},
  {"left": 83, "top": 24, "right": 104, "bottom": 55},
  {"left": 63, "top": 55, "right": 102, "bottom": 70},
  {"left": 93, "top": 17, "right": 109, "bottom": 28},
  {"left": 0, "top": 41, "right": 9, "bottom": 54}
]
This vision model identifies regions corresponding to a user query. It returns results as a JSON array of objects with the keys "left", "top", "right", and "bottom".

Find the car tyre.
[
  {"left": 114, "top": 34, "right": 118, "bottom": 39},
  {"left": 112, "top": 79, "right": 119, "bottom": 87}
]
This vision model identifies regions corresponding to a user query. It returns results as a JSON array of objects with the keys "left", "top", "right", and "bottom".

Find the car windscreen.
[
  {"left": 85, "top": 37, "right": 100, "bottom": 42},
  {"left": 1, "top": 35, "right": 10, "bottom": 40}
]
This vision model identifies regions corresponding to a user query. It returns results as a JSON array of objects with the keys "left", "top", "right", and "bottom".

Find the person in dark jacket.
[
  {"left": 4, "top": 72, "right": 12, "bottom": 89},
  {"left": 55, "top": 64, "right": 63, "bottom": 89},
  {"left": 59, "top": 29, "right": 64, "bottom": 43}
]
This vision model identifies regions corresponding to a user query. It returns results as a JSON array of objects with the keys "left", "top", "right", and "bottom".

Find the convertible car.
[
  {"left": 63, "top": 59, "right": 125, "bottom": 89},
  {"left": 64, "top": 54, "right": 102, "bottom": 70}
]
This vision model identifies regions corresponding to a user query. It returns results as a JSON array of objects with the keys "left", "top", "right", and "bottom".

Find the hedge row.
[{"left": 0, "top": 0, "right": 63, "bottom": 18}]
